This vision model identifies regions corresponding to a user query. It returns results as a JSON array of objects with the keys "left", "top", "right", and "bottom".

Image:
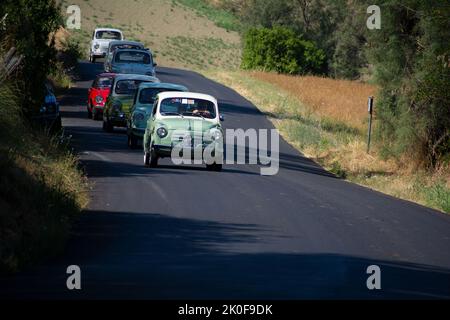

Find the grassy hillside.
[{"left": 60, "top": 0, "right": 242, "bottom": 70}]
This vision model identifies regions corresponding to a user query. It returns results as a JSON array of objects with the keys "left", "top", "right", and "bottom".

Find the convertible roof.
[
  {"left": 138, "top": 82, "right": 188, "bottom": 91},
  {"left": 114, "top": 48, "right": 152, "bottom": 54},
  {"left": 94, "top": 28, "right": 122, "bottom": 33},
  {"left": 108, "top": 40, "right": 144, "bottom": 47},
  {"left": 114, "top": 74, "right": 160, "bottom": 83},
  {"left": 157, "top": 91, "right": 217, "bottom": 104}
]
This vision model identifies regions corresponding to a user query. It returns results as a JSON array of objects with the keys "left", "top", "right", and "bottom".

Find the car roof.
[
  {"left": 157, "top": 91, "right": 217, "bottom": 104},
  {"left": 94, "top": 28, "right": 122, "bottom": 33},
  {"left": 97, "top": 73, "right": 116, "bottom": 78},
  {"left": 138, "top": 82, "right": 188, "bottom": 91},
  {"left": 108, "top": 40, "right": 144, "bottom": 47},
  {"left": 114, "top": 74, "right": 160, "bottom": 82}
]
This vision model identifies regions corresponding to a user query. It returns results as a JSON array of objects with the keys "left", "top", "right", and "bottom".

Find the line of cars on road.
[{"left": 87, "top": 28, "right": 224, "bottom": 171}]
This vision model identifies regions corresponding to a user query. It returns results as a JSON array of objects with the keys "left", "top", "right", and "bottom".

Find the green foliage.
[
  {"left": 331, "top": 2, "right": 367, "bottom": 79},
  {"left": 366, "top": 0, "right": 450, "bottom": 167},
  {"left": 0, "top": 0, "right": 63, "bottom": 117},
  {"left": 174, "top": 0, "right": 242, "bottom": 32},
  {"left": 241, "top": 26, "right": 325, "bottom": 74}
]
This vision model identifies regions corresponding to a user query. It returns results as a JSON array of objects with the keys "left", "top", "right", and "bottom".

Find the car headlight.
[
  {"left": 112, "top": 102, "right": 122, "bottom": 112},
  {"left": 156, "top": 127, "right": 168, "bottom": 138},
  {"left": 95, "top": 96, "right": 104, "bottom": 104},
  {"left": 94, "top": 43, "right": 100, "bottom": 49},
  {"left": 133, "top": 112, "right": 145, "bottom": 122},
  {"left": 210, "top": 128, "right": 222, "bottom": 141}
]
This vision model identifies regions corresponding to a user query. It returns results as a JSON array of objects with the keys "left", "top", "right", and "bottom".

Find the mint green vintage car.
[
  {"left": 127, "top": 82, "right": 188, "bottom": 148},
  {"left": 143, "top": 92, "right": 224, "bottom": 171},
  {"left": 102, "top": 74, "right": 159, "bottom": 132}
]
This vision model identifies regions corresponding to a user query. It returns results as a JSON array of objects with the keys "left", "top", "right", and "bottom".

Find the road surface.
[{"left": 1, "top": 61, "right": 450, "bottom": 299}]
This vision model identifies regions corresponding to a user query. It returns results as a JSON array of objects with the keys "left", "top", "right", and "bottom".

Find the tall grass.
[
  {"left": 0, "top": 78, "right": 88, "bottom": 274},
  {"left": 251, "top": 72, "right": 376, "bottom": 132}
]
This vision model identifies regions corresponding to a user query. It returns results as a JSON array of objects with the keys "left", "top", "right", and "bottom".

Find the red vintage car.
[{"left": 87, "top": 73, "right": 116, "bottom": 120}]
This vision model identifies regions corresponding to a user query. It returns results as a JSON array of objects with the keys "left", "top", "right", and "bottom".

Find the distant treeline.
[{"left": 213, "top": 0, "right": 450, "bottom": 168}]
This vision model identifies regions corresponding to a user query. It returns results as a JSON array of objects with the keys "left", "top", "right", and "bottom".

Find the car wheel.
[
  {"left": 128, "top": 134, "right": 138, "bottom": 149},
  {"left": 206, "top": 163, "right": 222, "bottom": 172},
  {"left": 92, "top": 56, "right": 96, "bottom": 63},
  {"left": 144, "top": 148, "right": 157, "bottom": 167},
  {"left": 102, "top": 117, "right": 112, "bottom": 132},
  {"left": 87, "top": 104, "right": 93, "bottom": 119},
  {"left": 144, "top": 152, "right": 150, "bottom": 167}
]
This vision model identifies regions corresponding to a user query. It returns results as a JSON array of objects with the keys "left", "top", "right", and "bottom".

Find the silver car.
[
  {"left": 109, "top": 48, "right": 157, "bottom": 77},
  {"left": 104, "top": 40, "right": 145, "bottom": 72}
]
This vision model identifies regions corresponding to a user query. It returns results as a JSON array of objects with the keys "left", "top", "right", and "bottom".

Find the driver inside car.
[{"left": 192, "top": 101, "right": 211, "bottom": 118}]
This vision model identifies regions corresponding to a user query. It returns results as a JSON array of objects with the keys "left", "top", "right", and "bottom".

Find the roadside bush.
[
  {"left": 241, "top": 27, "right": 325, "bottom": 75},
  {"left": 0, "top": 79, "right": 88, "bottom": 274}
]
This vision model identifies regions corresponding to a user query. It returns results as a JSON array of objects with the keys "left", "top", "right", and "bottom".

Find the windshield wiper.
[
  {"left": 184, "top": 112, "right": 205, "bottom": 120},
  {"left": 161, "top": 112, "right": 183, "bottom": 117}
]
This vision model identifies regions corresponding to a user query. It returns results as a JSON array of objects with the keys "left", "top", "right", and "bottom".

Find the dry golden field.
[{"left": 250, "top": 72, "right": 377, "bottom": 132}]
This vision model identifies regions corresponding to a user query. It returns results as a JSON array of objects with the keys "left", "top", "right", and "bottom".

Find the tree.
[
  {"left": 366, "top": 0, "right": 450, "bottom": 166},
  {"left": 241, "top": 26, "right": 326, "bottom": 74},
  {"left": 0, "top": 0, "right": 62, "bottom": 118}
]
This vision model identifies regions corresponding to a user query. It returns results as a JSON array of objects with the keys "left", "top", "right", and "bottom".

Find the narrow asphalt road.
[{"left": 1, "top": 61, "right": 450, "bottom": 299}]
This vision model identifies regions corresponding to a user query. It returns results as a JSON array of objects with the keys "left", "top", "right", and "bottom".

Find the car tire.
[
  {"left": 87, "top": 104, "right": 92, "bottom": 119},
  {"left": 206, "top": 163, "right": 222, "bottom": 172},
  {"left": 144, "top": 152, "right": 150, "bottom": 167},
  {"left": 92, "top": 56, "right": 96, "bottom": 63},
  {"left": 128, "top": 134, "right": 138, "bottom": 149},
  {"left": 102, "top": 117, "right": 113, "bottom": 132},
  {"left": 144, "top": 149, "right": 157, "bottom": 167}
]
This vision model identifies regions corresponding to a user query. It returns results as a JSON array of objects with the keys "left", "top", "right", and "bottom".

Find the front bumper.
[
  {"left": 153, "top": 142, "right": 222, "bottom": 159},
  {"left": 109, "top": 114, "right": 127, "bottom": 127},
  {"left": 92, "top": 50, "right": 107, "bottom": 58},
  {"left": 92, "top": 105, "right": 104, "bottom": 113},
  {"left": 131, "top": 128, "right": 145, "bottom": 138}
]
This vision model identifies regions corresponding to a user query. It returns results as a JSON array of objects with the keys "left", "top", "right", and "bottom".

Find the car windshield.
[
  {"left": 160, "top": 98, "right": 216, "bottom": 119},
  {"left": 115, "top": 80, "right": 150, "bottom": 95},
  {"left": 96, "top": 31, "right": 122, "bottom": 40},
  {"left": 139, "top": 88, "right": 183, "bottom": 104},
  {"left": 114, "top": 51, "right": 151, "bottom": 64},
  {"left": 96, "top": 77, "right": 113, "bottom": 88}
]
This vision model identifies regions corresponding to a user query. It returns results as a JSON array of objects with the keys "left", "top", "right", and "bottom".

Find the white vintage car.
[{"left": 89, "top": 28, "right": 124, "bottom": 63}]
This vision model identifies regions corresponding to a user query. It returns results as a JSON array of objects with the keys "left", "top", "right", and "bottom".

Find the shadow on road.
[{"left": 2, "top": 209, "right": 449, "bottom": 299}]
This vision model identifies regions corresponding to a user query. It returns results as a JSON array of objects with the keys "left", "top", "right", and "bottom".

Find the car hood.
[
  {"left": 113, "top": 96, "right": 134, "bottom": 113},
  {"left": 92, "top": 88, "right": 110, "bottom": 99},
  {"left": 93, "top": 39, "right": 114, "bottom": 50}
]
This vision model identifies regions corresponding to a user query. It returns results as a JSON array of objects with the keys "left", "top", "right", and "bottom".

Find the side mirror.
[
  {"left": 153, "top": 63, "right": 158, "bottom": 67},
  {"left": 219, "top": 114, "right": 225, "bottom": 122}
]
